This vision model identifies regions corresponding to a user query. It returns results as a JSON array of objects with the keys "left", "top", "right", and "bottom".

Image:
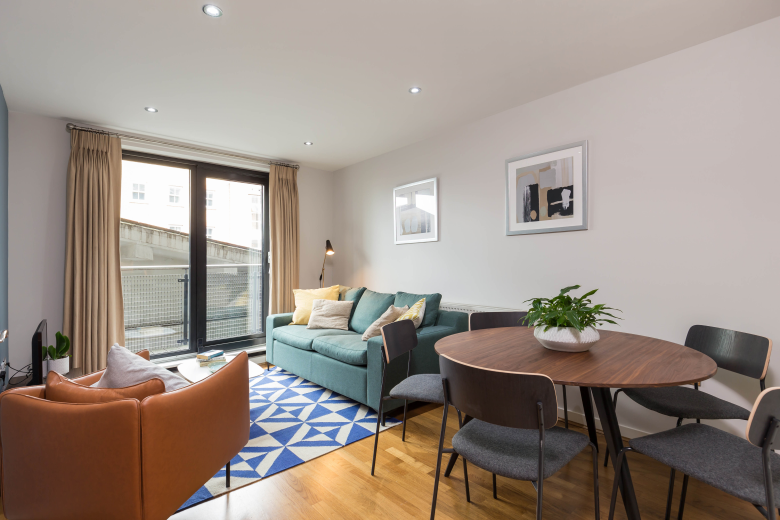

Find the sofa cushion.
[
  {"left": 312, "top": 335, "right": 370, "bottom": 366},
  {"left": 349, "top": 290, "right": 396, "bottom": 334},
  {"left": 340, "top": 287, "right": 366, "bottom": 321},
  {"left": 273, "top": 325, "right": 357, "bottom": 351},
  {"left": 92, "top": 344, "right": 189, "bottom": 392},
  {"left": 395, "top": 291, "right": 442, "bottom": 328}
]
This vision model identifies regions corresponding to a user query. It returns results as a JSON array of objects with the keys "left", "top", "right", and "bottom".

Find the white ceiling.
[{"left": 1, "top": 1, "right": 779, "bottom": 171}]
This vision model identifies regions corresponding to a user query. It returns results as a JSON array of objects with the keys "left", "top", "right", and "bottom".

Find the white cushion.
[
  {"left": 91, "top": 344, "right": 189, "bottom": 392},
  {"left": 307, "top": 299, "right": 354, "bottom": 330},
  {"left": 362, "top": 304, "right": 409, "bottom": 341}
]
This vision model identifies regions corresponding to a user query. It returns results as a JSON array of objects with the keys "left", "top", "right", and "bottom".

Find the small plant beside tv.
[
  {"left": 42, "top": 332, "right": 71, "bottom": 375},
  {"left": 522, "top": 285, "right": 622, "bottom": 352}
]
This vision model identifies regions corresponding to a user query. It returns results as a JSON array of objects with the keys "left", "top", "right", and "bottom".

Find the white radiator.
[{"left": 439, "top": 302, "right": 525, "bottom": 314}]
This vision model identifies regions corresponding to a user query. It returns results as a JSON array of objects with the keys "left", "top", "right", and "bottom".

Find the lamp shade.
[{"left": 325, "top": 240, "right": 335, "bottom": 255}]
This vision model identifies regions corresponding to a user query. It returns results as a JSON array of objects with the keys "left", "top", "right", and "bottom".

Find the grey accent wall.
[
  {"left": 0, "top": 84, "right": 8, "bottom": 388},
  {"left": 331, "top": 16, "right": 780, "bottom": 437}
]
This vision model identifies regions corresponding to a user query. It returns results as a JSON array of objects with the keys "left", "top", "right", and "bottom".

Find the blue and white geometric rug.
[{"left": 180, "top": 366, "right": 400, "bottom": 510}]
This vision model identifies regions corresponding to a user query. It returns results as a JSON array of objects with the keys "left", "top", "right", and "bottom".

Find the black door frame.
[{"left": 121, "top": 151, "right": 270, "bottom": 359}]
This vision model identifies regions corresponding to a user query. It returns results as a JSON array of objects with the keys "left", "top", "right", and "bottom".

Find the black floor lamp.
[{"left": 319, "top": 240, "right": 335, "bottom": 288}]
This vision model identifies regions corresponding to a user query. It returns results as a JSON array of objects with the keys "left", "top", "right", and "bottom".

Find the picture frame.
[
  {"left": 505, "top": 141, "right": 588, "bottom": 236},
  {"left": 393, "top": 178, "right": 438, "bottom": 244}
]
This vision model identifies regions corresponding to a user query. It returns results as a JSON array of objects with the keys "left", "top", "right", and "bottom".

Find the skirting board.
[{"left": 558, "top": 406, "right": 648, "bottom": 439}]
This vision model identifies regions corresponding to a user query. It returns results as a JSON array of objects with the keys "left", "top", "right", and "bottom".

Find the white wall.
[
  {"left": 7, "top": 111, "right": 333, "bottom": 369},
  {"left": 298, "top": 166, "right": 335, "bottom": 289},
  {"left": 332, "top": 16, "right": 780, "bottom": 437},
  {"left": 8, "top": 111, "right": 69, "bottom": 369}
]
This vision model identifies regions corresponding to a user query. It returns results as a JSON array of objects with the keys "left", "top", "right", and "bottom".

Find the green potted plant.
[
  {"left": 43, "top": 332, "right": 71, "bottom": 375},
  {"left": 522, "top": 285, "right": 621, "bottom": 352}
]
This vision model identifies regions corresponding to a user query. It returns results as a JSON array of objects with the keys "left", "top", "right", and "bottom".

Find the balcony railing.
[{"left": 121, "top": 264, "right": 264, "bottom": 356}]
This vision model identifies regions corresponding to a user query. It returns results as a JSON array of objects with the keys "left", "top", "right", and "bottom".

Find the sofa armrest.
[
  {"left": 266, "top": 313, "right": 294, "bottom": 364},
  {"left": 139, "top": 352, "right": 250, "bottom": 520},
  {"left": 0, "top": 394, "right": 143, "bottom": 520},
  {"left": 436, "top": 310, "right": 469, "bottom": 331}
]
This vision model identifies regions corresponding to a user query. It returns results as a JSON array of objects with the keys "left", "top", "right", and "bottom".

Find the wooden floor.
[{"left": 166, "top": 403, "right": 758, "bottom": 520}]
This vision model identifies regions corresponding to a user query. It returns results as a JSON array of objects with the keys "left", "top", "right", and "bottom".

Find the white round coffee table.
[{"left": 177, "top": 355, "right": 264, "bottom": 383}]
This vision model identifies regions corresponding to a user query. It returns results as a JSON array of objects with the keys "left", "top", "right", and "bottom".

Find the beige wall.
[
  {"left": 331, "top": 16, "right": 780, "bottom": 437},
  {"left": 7, "top": 110, "right": 333, "bottom": 369}
]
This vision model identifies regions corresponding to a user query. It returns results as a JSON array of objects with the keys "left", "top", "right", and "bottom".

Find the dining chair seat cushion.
[
  {"left": 623, "top": 387, "right": 750, "bottom": 420},
  {"left": 452, "top": 420, "right": 589, "bottom": 480},
  {"left": 630, "top": 423, "right": 780, "bottom": 507},
  {"left": 388, "top": 374, "right": 444, "bottom": 404}
]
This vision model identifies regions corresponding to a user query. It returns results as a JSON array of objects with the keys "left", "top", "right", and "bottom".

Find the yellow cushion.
[
  {"left": 396, "top": 298, "right": 426, "bottom": 328},
  {"left": 290, "top": 286, "right": 340, "bottom": 325}
]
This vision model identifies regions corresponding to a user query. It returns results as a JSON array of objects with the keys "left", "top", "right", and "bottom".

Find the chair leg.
[
  {"left": 493, "top": 473, "right": 498, "bottom": 500},
  {"left": 444, "top": 410, "right": 464, "bottom": 478},
  {"left": 371, "top": 401, "right": 384, "bottom": 476},
  {"left": 226, "top": 461, "right": 231, "bottom": 488},
  {"left": 536, "top": 477, "right": 544, "bottom": 520},
  {"left": 462, "top": 457, "right": 470, "bottom": 503},
  {"left": 604, "top": 389, "right": 622, "bottom": 467},
  {"left": 563, "top": 385, "right": 569, "bottom": 429},
  {"left": 677, "top": 474, "right": 689, "bottom": 520},
  {"left": 430, "top": 405, "right": 449, "bottom": 520},
  {"left": 402, "top": 399, "right": 408, "bottom": 442},
  {"left": 590, "top": 443, "right": 600, "bottom": 520},
  {"left": 665, "top": 469, "right": 676, "bottom": 520}
]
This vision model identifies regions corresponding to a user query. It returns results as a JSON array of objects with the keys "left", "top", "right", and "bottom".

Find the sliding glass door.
[{"left": 120, "top": 152, "right": 269, "bottom": 358}]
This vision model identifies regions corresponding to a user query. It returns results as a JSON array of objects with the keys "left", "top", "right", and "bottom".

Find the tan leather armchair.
[{"left": 0, "top": 350, "right": 250, "bottom": 520}]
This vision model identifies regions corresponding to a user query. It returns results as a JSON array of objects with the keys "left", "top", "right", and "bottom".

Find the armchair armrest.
[
  {"left": 139, "top": 352, "right": 250, "bottom": 520},
  {"left": 0, "top": 394, "right": 143, "bottom": 520},
  {"left": 266, "top": 313, "right": 294, "bottom": 364}
]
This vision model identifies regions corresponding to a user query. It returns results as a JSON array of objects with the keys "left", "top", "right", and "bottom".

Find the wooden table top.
[{"left": 435, "top": 327, "right": 717, "bottom": 388}]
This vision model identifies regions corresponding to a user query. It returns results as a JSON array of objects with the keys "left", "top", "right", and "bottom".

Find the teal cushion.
[
  {"left": 273, "top": 325, "right": 357, "bottom": 351},
  {"left": 349, "top": 289, "right": 396, "bottom": 334},
  {"left": 312, "top": 335, "right": 369, "bottom": 366},
  {"left": 395, "top": 291, "right": 442, "bottom": 328},
  {"left": 340, "top": 287, "right": 366, "bottom": 321}
]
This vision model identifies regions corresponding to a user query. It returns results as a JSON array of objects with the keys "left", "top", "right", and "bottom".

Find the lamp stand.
[{"left": 319, "top": 253, "right": 327, "bottom": 288}]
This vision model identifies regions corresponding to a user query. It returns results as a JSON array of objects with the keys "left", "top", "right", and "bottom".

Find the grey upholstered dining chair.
[
  {"left": 430, "top": 354, "right": 599, "bottom": 520},
  {"left": 608, "top": 387, "right": 780, "bottom": 520},
  {"left": 469, "top": 311, "right": 571, "bottom": 430},
  {"left": 605, "top": 326, "right": 771, "bottom": 460},
  {"left": 371, "top": 319, "right": 448, "bottom": 475}
]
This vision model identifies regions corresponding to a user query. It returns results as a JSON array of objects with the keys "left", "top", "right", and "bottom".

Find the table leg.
[
  {"left": 591, "top": 387, "right": 641, "bottom": 520},
  {"left": 579, "top": 387, "right": 599, "bottom": 451}
]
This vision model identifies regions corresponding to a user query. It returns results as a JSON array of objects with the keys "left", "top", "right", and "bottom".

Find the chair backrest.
[
  {"left": 439, "top": 354, "right": 558, "bottom": 430},
  {"left": 469, "top": 311, "right": 528, "bottom": 331},
  {"left": 685, "top": 325, "right": 772, "bottom": 380},
  {"left": 379, "top": 319, "right": 418, "bottom": 364},
  {"left": 746, "top": 387, "right": 780, "bottom": 447}
]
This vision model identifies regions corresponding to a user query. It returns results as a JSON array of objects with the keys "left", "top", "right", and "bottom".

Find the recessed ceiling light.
[
  {"left": 144, "top": 107, "right": 158, "bottom": 113},
  {"left": 409, "top": 87, "right": 422, "bottom": 94},
  {"left": 304, "top": 142, "right": 313, "bottom": 146},
  {"left": 202, "top": 4, "right": 223, "bottom": 17}
]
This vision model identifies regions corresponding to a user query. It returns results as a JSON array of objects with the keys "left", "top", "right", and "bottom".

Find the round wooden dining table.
[{"left": 435, "top": 327, "right": 717, "bottom": 520}]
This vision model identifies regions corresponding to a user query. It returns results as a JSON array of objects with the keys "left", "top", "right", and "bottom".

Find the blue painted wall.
[{"left": 0, "top": 84, "right": 8, "bottom": 388}]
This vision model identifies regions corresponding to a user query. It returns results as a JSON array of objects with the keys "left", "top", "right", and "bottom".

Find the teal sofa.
[{"left": 266, "top": 288, "right": 468, "bottom": 414}]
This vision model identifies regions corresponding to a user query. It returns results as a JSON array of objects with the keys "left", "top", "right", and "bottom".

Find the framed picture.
[
  {"left": 393, "top": 178, "right": 438, "bottom": 244},
  {"left": 505, "top": 141, "right": 588, "bottom": 236}
]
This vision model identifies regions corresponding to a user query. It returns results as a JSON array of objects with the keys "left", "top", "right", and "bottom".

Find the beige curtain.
[
  {"left": 63, "top": 129, "right": 125, "bottom": 373},
  {"left": 269, "top": 164, "right": 300, "bottom": 314}
]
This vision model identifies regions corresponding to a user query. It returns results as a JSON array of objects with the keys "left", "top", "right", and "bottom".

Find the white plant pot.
[
  {"left": 47, "top": 357, "right": 70, "bottom": 375},
  {"left": 534, "top": 326, "right": 600, "bottom": 353}
]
